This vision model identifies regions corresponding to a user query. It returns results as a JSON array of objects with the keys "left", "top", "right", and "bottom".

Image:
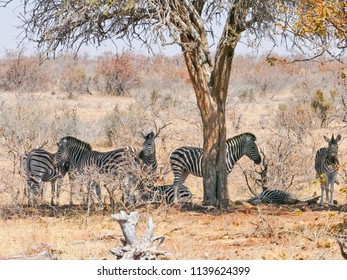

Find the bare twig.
[{"left": 336, "top": 238, "right": 347, "bottom": 260}]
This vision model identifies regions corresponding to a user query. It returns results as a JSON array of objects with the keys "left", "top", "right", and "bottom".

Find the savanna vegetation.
[{"left": 0, "top": 51, "right": 346, "bottom": 259}]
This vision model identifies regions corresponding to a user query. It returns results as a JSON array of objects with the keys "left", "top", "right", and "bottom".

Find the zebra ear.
[
  {"left": 336, "top": 134, "right": 342, "bottom": 142},
  {"left": 323, "top": 135, "right": 330, "bottom": 143},
  {"left": 148, "top": 132, "right": 154, "bottom": 139}
]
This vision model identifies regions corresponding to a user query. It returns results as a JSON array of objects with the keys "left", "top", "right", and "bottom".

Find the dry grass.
[{"left": 0, "top": 205, "right": 345, "bottom": 260}]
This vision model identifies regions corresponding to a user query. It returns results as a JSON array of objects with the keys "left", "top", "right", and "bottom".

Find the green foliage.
[
  {"left": 266, "top": 56, "right": 277, "bottom": 66},
  {"left": 311, "top": 89, "right": 332, "bottom": 126}
]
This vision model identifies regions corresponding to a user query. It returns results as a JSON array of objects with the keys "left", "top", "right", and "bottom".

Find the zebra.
[
  {"left": 246, "top": 189, "right": 320, "bottom": 206},
  {"left": 56, "top": 132, "right": 157, "bottom": 206},
  {"left": 141, "top": 184, "right": 192, "bottom": 204},
  {"left": 315, "top": 134, "right": 341, "bottom": 206},
  {"left": 22, "top": 148, "right": 70, "bottom": 206},
  {"left": 169, "top": 132, "right": 261, "bottom": 202}
]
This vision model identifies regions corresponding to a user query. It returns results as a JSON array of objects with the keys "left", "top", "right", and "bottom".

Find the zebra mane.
[
  {"left": 60, "top": 136, "right": 92, "bottom": 151},
  {"left": 228, "top": 132, "right": 257, "bottom": 143}
]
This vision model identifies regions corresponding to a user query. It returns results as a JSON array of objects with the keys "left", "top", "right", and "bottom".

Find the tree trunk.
[
  {"left": 177, "top": 5, "right": 240, "bottom": 210},
  {"left": 180, "top": 40, "right": 237, "bottom": 209},
  {"left": 181, "top": 49, "right": 232, "bottom": 209},
  {"left": 201, "top": 103, "right": 229, "bottom": 208}
]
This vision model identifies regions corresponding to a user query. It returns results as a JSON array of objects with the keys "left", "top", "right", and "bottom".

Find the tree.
[{"left": 1, "top": 0, "right": 346, "bottom": 209}]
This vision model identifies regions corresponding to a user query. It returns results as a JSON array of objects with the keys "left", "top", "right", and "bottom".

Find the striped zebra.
[
  {"left": 246, "top": 189, "right": 320, "bottom": 205},
  {"left": 141, "top": 184, "right": 192, "bottom": 204},
  {"left": 56, "top": 132, "right": 157, "bottom": 206},
  {"left": 22, "top": 148, "right": 70, "bottom": 206},
  {"left": 170, "top": 132, "right": 261, "bottom": 202},
  {"left": 315, "top": 134, "right": 341, "bottom": 206}
]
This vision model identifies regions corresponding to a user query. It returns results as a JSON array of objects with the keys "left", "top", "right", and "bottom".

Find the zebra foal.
[
  {"left": 315, "top": 134, "right": 341, "bottom": 206},
  {"left": 22, "top": 148, "right": 70, "bottom": 206},
  {"left": 142, "top": 184, "right": 192, "bottom": 204},
  {"left": 170, "top": 132, "right": 261, "bottom": 202},
  {"left": 246, "top": 189, "right": 319, "bottom": 205}
]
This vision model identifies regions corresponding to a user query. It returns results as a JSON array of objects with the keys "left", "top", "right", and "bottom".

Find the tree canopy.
[{"left": 1, "top": 1, "right": 346, "bottom": 59}]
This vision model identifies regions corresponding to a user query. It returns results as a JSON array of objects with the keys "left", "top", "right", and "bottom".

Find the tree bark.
[
  {"left": 202, "top": 104, "right": 228, "bottom": 208},
  {"left": 179, "top": 7, "right": 240, "bottom": 209}
]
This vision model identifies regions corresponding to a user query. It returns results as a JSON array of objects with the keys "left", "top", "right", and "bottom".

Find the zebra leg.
[
  {"left": 319, "top": 182, "right": 326, "bottom": 206},
  {"left": 322, "top": 180, "right": 330, "bottom": 206},
  {"left": 172, "top": 171, "right": 189, "bottom": 203},
  {"left": 122, "top": 174, "right": 138, "bottom": 207},
  {"left": 68, "top": 174, "right": 74, "bottom": 206},
  {"left": 91, "top": 181, "right": 103, "bottom": 208},
  {"left": 40, "top": 182, "right": 44, "bottom": 198},
  {"left": 325, "top": 180, "right": 330, "bottom": 205},
  {"left": 30, "top": 182, "right": 40, "bottom": 207},
  {"left": 172, "top": 184, "right": 180, "bottom": 203},
  {"left": 56, "top": 177, "right": 63, "bottom": 207},
  {"left": 50, "top": 179, "right": 56, "bottom": 206},
  {"left": 329, "top": 177, "right": 336, "bottom": 205},
  {"left": 26, "top": 180, "right": 33, "bottom": 206}
]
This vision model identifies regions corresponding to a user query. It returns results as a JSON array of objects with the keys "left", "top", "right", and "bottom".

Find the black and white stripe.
[
  {"left": 141, "top": 185, "right": 192, "bottom": 204},
  {"left": 315, "top": 134, "right": 341, "bottom": 205},
  {"left": 56, "top": 133, "right": 157, "bottom": 205},
  {"left": 170, "top": 132, "right": 261, "bottom": 201},
  {"left": 246, "top": 189, "right": 319, "bottom": 205},
  {"left": 22, "top": 148, "right": 69, "bottom": 206},
  {"left": 137, "top": 132, "right": 158, "bottom": 176}
]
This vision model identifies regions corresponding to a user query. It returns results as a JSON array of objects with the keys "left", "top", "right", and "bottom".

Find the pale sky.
[{"left": 0, "top": 1, "right": 280, "bottom": 58}]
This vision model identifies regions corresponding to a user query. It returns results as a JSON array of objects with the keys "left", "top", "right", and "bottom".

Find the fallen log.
[{"left": 110, "top": 211, "right": 170, "bottom": 260}]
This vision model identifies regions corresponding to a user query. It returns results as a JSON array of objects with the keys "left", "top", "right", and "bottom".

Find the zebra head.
[
  {"left": 138, "top": 132, "right": 157, "bottom": 171},
  {"left": 56, "top": 136, "right": 92, "bottom": 168},
  {"left": 243, "top": 133, "right": 261, "bottom": 165},
  {"left": 324, "top": 134, "right": 341, "bottom": 162}
]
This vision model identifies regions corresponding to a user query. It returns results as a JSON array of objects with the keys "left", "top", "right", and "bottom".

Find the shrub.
[
  {"left": 51, "top": 108, "right": 79, "bottom": 140},
  {"left": 0, "top": 96, "right": 53, "bottom": 173},
  {"left": 101, "top": 104, "right": 147, "bottom": 147},
  {"left": 311, "top": 89, "right": 333, "bottom": 126},
  {"left": 0, "top": 49, "right": 49, "bottom": 92},
  {"left": 94, "top": 52, "right": 139, "bottom": 95},
  {"left": 276, "top": 101, "right": 315, "bottom": 141},
  {"left": 58, "top": 65, "right": 90, "bottom": 97}
]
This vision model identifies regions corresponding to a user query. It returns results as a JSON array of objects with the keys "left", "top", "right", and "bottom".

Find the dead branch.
[
  {"left": 336, "top": 238, "right": 347, "bottom": 260},
  {"left": 153, "top": 121, "right": 172, "bottom": 138},
  {"left": 110, "top": 211, "right": 170, "bottom": 260},
  {"left": 239, "top": 149, "right": 269, "bottom": 196}
]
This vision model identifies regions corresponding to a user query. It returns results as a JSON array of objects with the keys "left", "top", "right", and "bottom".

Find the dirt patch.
[{"left": 0, "top": 203, "right": 345, "bottom": 260}]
